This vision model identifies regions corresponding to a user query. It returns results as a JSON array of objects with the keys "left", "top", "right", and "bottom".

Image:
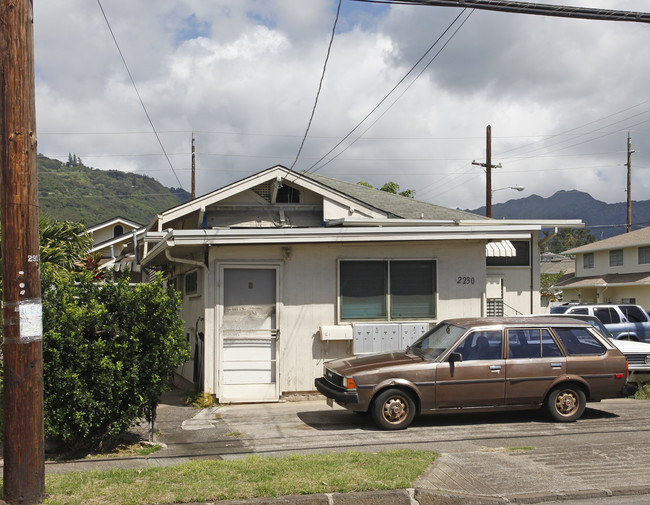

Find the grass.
[{"left": 12, "top": 449, "right": 436, "bottom": 505}]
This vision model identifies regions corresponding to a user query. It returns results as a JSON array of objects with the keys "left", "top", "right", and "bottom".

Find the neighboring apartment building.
[{"left": 554, "top": 227, "right": 650, "bottom": 307}]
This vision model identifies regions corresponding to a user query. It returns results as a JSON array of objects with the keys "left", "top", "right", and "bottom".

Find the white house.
[
  {"left": 87, "top": 217, "right": 143, "bottom": 266},
  {"left": 138, "top": 165, "right": 582, "bottom": 402},
  {"left": 554, "top": 227, "right": 650, "bottom": 307}
]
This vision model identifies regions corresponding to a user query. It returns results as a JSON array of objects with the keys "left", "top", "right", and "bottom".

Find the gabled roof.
[
  {"left": 146, "top": 165, "right": 486, "bottom": 232},
  {"left": 302, "top": 173, "right": 486, "bottom": 221},
  {"left": 564, "top": 227, "right": 650, "bottom": 255},
  {"left": 87, "top": 216, "right": 143, "bottom": 234}
]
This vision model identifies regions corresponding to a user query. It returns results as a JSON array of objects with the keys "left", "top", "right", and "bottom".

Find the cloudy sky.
[{"left": 32, "top": 0, "right": 650, "bottom": 212}]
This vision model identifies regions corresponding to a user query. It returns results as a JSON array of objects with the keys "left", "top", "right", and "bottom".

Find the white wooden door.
[{"left": 220, "top": 267, "right": 279, "bottom": 402}]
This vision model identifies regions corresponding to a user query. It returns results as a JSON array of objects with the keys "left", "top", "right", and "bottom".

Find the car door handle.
[
  {"left": 550, "top": 363, "right": 563, "bottom": 368},
  {"left": 489, "top": 365, "right": 502, "bottom": 372}
]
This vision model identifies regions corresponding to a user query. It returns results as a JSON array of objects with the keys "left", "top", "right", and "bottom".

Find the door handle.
[
  {"left": 489, "top": 365, "right": 502, "bottom": 372},
  {"left": 550, "top": 363, "right": 563, "bottom": 368}
]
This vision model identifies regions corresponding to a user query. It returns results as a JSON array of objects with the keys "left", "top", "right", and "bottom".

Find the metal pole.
[
  {"left": 0, "top": 0, "right": 46, "bottom": 503},
  {"left": 486, "top": 125, "right": 492, "bottom": 218},
  {"left": 191, "top": 132, "right": 196, "bottom": 200},
  {"left": 626, "top": 132, "right": 633, "bottom": 233}
]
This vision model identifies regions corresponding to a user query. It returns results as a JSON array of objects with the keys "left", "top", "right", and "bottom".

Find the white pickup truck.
[{"left": 551, "top": 304, "right": 650, "bottom": 342}]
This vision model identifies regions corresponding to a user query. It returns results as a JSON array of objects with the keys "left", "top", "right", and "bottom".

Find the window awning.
[{"left": 486, "top": 240, "right": 516, "bottom": 257}]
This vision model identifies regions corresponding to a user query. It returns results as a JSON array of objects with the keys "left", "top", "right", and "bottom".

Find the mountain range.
[
  {"left": 467, "top": 190, "right": 648, "bottom": 240},
  {"left": 38, "top": 155, "right": 190, "bottom": 227},
  {"left": 36, "top": 155, "right": 645, "bottom": 240}
]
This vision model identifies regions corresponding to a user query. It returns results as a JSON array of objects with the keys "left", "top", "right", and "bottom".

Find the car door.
[
  {"left": 592, "top": 307, "right": 625, "bottom": 339},
  {"left": 435, "top": 330, "right": 506, "bottom": 408},
  {"left": 505, "top": 327, "right": 566, "bottom": 405},
  {"left": 619, "top": 305, "right": 650, "bottom": 341}
]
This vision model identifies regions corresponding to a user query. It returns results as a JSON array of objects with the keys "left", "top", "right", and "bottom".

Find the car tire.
[
  {"left": 370, "top": 388, "right": 416, "bottom": 430},
  {"left": 546, "top": 384, "right": 586, "bottom": 422}
]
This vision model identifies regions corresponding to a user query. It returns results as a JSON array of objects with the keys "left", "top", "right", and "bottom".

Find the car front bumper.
[{"left": 315, "top": 377, "right": 360, "bottom": 406}]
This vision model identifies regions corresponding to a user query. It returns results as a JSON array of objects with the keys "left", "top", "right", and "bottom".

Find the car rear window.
[
  {"left": 554, "top": 327, "right": 606, "bottom": 355},
  {"left": 620, "top": 305, "right": 648, "bottom": 322}
]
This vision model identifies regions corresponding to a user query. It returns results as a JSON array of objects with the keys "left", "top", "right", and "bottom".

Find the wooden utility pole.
[
  {"left": 0, "top": 0, "right": 46, "bottom": 503},
  {"left": 626, "top": 131, "right": 634, "bottom": 233},
  {"left": 191, "top": 132, "right": 196, "bottom": 200},
  {"left": 472, "top": 125, "right": 501, "bottom": 218}
]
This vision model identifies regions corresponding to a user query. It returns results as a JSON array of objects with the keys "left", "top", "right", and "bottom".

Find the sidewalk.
[{"left": 31, "top": 391, "right": 650, "bottom": 504}]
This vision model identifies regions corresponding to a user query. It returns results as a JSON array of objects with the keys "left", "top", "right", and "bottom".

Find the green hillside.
[{"left": 37, "top": 155, "right": 190, "bottom": 227}]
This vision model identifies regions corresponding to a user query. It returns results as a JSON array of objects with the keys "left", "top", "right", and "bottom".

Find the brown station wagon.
[{"left": 315, "top": 317, "right": 632, "bottom": 430}]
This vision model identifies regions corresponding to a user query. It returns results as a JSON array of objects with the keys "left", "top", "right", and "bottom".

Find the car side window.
[
  {"left": 457, "top": 331, "right": 502, "bottom": 361},
  {"left": 569, "top": 307, "right": 588, "bottom": 315},
  {"left": 508, "top": 328, "right": 561, "bottom": 358},
  {"left": 554, "top": 327, "right": 606, "bottom": 355},
  {"left": 620, "top": 305, "right": 647, "bottom": 322},
  {"left": 594, "top": 307, "right": 620, "bottom": 324}
]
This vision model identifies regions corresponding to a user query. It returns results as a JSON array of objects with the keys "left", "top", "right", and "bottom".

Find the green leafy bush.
[{"left": 42, "top": 268, "right": 189, "bottom": 452}]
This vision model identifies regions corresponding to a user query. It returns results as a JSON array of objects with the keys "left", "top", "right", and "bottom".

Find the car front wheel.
[
  {"left": 546, "top": 384, "right": 586, "bottom": 422},
  {"left": 370, "top": 389, "right": 416, "bottom": 430}
]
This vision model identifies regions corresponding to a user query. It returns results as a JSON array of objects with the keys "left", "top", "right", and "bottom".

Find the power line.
[
  {"left": 309, "top": 9, "right": 475, "bottom": 174},
  {"left": 303, "top": 7, "right": 471, "bottom": 175},
  {"left": 290, "top": 0, "right": 342, "bottom": 170},
  {"left": 351, "top": 0, "right": 650, "bottom": 24},
  {"left": 96, "top": 0, "right": 184, "bottom": 189}
]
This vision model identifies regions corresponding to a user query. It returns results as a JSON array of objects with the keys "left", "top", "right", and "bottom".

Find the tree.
[
  {"left": 41, "top": 269, "right": 189, "bottom": 451},
  {"left": 357, "top": 180, "right": 416, "bottom": 198},
  {"left": 542, "top": 228, "right": 595, "bottom": 254}
]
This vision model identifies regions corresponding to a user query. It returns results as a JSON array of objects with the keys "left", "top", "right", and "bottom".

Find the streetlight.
[{"left": 487, "top": 185, "right": 525, "bottom": 217}]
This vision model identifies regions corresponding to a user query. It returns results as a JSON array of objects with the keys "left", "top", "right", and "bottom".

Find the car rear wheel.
[
  {"left": 546, "top": 384, "right": 586, "bottom": 422},
  {"left": 370, "top": 389, "right": 416, "bottom": 430}
]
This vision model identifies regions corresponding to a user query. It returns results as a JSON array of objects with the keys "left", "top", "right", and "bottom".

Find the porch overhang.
[
  {"left": 554, "top": 271, "right": 650, "bottom": 289},
  {"left": 140, "top": 225, "right": 540, "bottom": 267}
]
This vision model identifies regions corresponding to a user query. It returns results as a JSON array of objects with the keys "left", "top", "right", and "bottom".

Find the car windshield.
[{"left": 409, "top": 322, "right": 467, "bottom": 360}]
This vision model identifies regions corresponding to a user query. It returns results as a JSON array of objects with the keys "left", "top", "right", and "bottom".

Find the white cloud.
[{"left": 32, "top": 0, "right": 650, "bottom": 214}]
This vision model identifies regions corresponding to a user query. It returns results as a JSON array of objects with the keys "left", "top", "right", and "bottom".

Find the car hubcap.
[
  {"left": 383, "top": 397, "right": 407, "bottom": 424},
  {"left": 555, "top": 391, "right": 578, "bottom": 416}
]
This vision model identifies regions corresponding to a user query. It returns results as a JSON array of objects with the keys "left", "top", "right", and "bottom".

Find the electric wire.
[
  {"left": 308, "top": 8, "right": 474, "bottom": 174},
  {"left": 302, "top": 7, "right": 470, "bottom": 175},
  {"left": 96, "top": 0, "right": 184, "bottom": 189},
  {"left": 289, "top": 0, "right": 342, "bottom": 170},
  {"left": 350, "top": 0, "right": 650, "bottom": 24}
]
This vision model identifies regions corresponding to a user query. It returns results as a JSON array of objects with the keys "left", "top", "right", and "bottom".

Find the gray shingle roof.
[
  {"left": 302, "top": 173, "right": 488, "bottom": 221},
  {"left": 564, "top": 226, "right": 650, "bottom": 254}
]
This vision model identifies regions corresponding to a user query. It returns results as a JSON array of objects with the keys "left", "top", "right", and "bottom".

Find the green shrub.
[{"left": 42, "top": 268, "right": 189, "bottom": 452}]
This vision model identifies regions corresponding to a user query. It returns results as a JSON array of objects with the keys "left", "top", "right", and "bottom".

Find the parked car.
[
  {"left": 551, "top": 304, "right": 650, "bottom": 342},
  {"left": 540, "top": 313, "right": 650, "bottom": 375},
  {"left": 316, "top": 317, "right": 631, "bottom": 430}
]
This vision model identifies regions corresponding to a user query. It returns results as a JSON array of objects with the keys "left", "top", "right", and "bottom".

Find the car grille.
[
  {"left": 624, "top": 352, "right": 650, "bottom": 366},
  {"left": 324, "top": 367, "right": 344, "bottom": 388}
]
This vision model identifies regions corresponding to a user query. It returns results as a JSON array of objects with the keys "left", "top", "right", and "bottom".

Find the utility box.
[{"left": 320, "top": 325, "right": 353, "bottom": 341}]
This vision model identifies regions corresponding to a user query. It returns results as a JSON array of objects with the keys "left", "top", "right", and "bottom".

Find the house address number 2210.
[{"left": 457, "top": 276, "right": 475, "bottom": 285}]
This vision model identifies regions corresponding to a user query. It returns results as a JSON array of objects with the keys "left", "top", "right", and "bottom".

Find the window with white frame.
[
  {"left": 639, "top": 246, "right": 650, "bottom": 265},
  {"left": 609, "top": 249, "right": 624, "bottom": 267},
  {"left": 339, "top": 260, "right": 436, "bottom": 321},
  {"left": 583, "top": 253, "right": 594, "bottom": 269}
]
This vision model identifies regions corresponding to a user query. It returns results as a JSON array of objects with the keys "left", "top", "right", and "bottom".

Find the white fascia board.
[
  {"left": 143, "top": 226, "right": 535, "bottom": 259},
  {"left": 157, "top": 167, "right": 387, "bottom": 228},
  {"left": 87, "top": 217, "right": 142, "bottom": 234},
  {"left": 458, "top": 219, "right": 584, "bottom": 228},
  {"left": 91, "top": 227, "right": 146, "bottom": 253}
]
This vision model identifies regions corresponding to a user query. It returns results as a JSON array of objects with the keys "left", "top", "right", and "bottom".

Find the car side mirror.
[{"left": 448, "top": 352, "right": 463, "bottom": 363}]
